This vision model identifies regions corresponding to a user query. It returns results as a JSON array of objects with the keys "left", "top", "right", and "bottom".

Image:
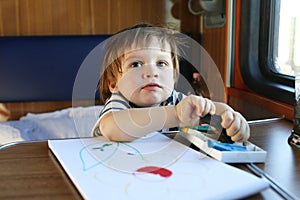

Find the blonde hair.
[{"left": 99, "top": 23, "right": 182, "bottom": 103}]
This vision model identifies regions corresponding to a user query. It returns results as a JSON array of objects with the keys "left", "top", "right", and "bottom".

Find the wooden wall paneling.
[
  {"left": 91, "top": 0, "right": 110, "bottom": 34},
  {"left": 49, "top": 0, "right": 83, "bottom": 35},
  {"left": 109, "top": 0, "right": 120, "bottom": 32},
  {"left": 170, "top": 0, "right": 227, "bottom": 102},
  {"left": 139, "top": 0, "right": 166, "bottom": 27},
  {"left": 0, "top": 0, "right": 169, "bottom": 36},
  {"left": 78, "top": 0, "right": 94, "bottom": 34},
  {"left": 227, "top": 87, "right": 293, "bottom": 121},
  {"left": 175, "top": 0, "right": 200, "bottom": 40},
  {"left": 5, "top": 101, "right": 73, "bottom": 120},
  {"left": 110, "top": 0, "right": 135, "bottom": 32},
  {"left": 201, "top": 26, "right": 226, "bottom": 80},
  {"left": 18, "top": 0, "right": 29, "bottom": 35},
  {"left": 19, "top": 0, "right": 54, "bottom": 35},
  {"left": 4, "top": 100, "right": 100, "bottom": 120},
  {"left": 109, "top": 0, "right": 166, "bottom": 33},
  {"left": 35, "top": 0, "right": 92, "bottom": 35},
  {"left": 1, "top": 0, "right": 107, "bottom": 35},
  {"left": 0, "top": 0, "right": 19, "bottom": 36}
]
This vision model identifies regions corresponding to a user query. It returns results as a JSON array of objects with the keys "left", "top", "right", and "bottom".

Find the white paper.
[{"left": 49, "top": 133, "right": 269, "bottom": 200}]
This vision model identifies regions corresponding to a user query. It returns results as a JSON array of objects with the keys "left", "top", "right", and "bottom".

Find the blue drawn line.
[
  {"left": 80, "top": 142, "right": 119, "bottom": 171},
  {"left": 80, "top": 141, "right": 145, "bottom": 172}
]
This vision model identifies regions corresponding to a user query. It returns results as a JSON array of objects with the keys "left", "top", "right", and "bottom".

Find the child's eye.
[
  {"left": 157, "top": 61, "right": 168, "bottom": 68},
  {"left": 131, "top": 61, "right": 143, "bottom": 68}
]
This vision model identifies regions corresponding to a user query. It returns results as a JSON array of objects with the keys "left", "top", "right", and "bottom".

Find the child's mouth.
[{"left": 142, "top": 83, "right": 161, "bottom": 91}]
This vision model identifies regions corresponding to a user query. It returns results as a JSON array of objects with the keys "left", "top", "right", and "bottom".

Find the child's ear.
[{"left": 108, "top": 79, "right": 118, "bottom": 93}]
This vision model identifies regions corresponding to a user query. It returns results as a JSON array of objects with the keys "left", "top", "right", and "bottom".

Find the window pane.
[{"left": 276, "top": 0, "right": 300, "bottom": 76}]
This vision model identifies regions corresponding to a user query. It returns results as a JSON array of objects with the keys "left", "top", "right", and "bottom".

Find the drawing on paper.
[
  {"left": 78, "top": 138, "right": 179, "bottom": 180},
  {"left": 78, "top": 134, "right": 189, "bottom": 175},
  {"left": 80, "top": 141, "right": 145, "bottom": 172},
  {"left": 135, "top": 166, "right": 172, "bottom": 177}
]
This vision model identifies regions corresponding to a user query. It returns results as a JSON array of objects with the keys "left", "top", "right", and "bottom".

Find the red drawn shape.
[{"left": 136, "top": 166, "right": 172, "bottom": 178}]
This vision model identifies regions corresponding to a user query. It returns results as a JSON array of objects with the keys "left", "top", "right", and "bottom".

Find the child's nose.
[{"left": 143, "top": 64, "right": 159, "bottom": 78}]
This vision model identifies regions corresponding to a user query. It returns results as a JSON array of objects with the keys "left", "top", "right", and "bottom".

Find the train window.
[
  {"left": 276, "top": 0, "right": 300, "bottom": 76},
  {"left": 239, "top": 0, "right": 295, "bottom": 105}
]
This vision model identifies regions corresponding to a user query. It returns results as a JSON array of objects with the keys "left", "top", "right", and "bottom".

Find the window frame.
[{"left": 239, "top": 0, "right": 294, "bottom": 105}]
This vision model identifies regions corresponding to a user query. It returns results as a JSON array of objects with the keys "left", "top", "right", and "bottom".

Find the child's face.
[{"left": 111, "top": 40, "right": 175, "bottom": 107}]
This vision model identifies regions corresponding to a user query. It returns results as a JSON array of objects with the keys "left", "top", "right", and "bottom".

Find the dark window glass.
[{"left": 239, "top": 0, "right": 295, "bottom": 105}]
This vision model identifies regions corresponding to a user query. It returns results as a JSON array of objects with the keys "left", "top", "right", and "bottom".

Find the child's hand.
[
  {"left": 220, "top": 110, "right": 250, "bottom": 142},
  {"left": 175, "top": 95, "right": 216, "bottom": 127}
]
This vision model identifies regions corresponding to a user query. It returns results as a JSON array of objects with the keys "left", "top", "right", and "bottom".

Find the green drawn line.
[
  {"left": 92, "top": 143, "right": 113, "bottom": 151},
  {"left": 121, "top": 142, "right": 144, "bottom": 160}
]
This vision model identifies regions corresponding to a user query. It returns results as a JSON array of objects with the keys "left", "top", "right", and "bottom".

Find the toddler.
[{"left": 92, "top": 23, "right": 250, "bottom": 142}]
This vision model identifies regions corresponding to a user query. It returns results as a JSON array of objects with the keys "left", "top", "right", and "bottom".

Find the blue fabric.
[{"left": 0, "top": 35, "right": 111, "bottom": 102}]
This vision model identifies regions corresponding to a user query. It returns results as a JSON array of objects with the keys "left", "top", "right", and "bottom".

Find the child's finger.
[
  {"left": 233, "top": 117, "right": 250, "bottom": 141},
  {"left": 189, "top": 96, "right": 204, "bottom": 117},
  {"left": 225, "top": 112, "right": 250, "bottom": 142},
  {"left": 192, "top": 97, "right": 215, "bottom": 117},
  {"left": 227, "top": 118, "right": 241, "bottom": 137},
  {"left": 209, "top": 101, "right": 216, "bottom": 115},
  {"left": 231, "top": 123, "right": 249, "bottom": 142},
  {"left": 230, "top": 131, "right": 244, "bottom": 142},
  {"left": 221, "top": 110, "right": 234, "bottom": 128},
  {"left": 202, "top": 98, "right": 215, "bottom": 116}
]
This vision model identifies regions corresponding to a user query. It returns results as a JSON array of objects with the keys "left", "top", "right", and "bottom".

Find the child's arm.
[
  {"left": 97, "top": 95, "right": 249, "bottom": 142},
  {"left": 98, "top": 105, "right": 179, "bottom": 141},
  {"left": 99, "top": 95, "right": 215, "bottom": 142}
]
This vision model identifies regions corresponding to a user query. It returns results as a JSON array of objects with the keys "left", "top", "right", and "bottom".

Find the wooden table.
[
  {"left": 0, "top": 119, "right": 299, "bottom": 199},
  {"left": 238, "top": 119, "right": 300, "bottom": 200}
]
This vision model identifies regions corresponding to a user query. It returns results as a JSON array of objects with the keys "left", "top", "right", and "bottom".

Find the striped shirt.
[{"left": 93, "top": 90, "right": 184, "bottom": 136}]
